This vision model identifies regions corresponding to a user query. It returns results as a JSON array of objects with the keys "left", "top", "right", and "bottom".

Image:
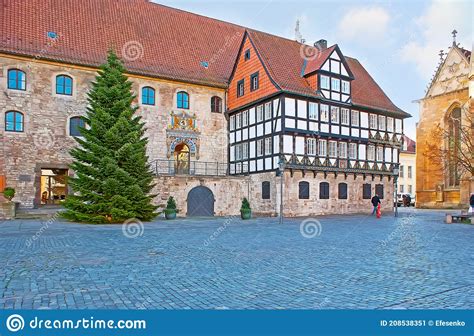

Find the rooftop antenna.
[{"left": 295, "top": 19, "right": 304, "bottom": 43}]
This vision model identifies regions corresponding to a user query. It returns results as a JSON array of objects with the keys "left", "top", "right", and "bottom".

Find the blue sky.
[{"left": 155, "top": 0, "right": 472, "bottom": 140}]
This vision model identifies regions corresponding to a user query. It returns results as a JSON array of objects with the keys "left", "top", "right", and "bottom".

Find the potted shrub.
[
  {"left": 1, "top": 187, "right": 18, "bottom": 219},
  {"left": 240, "top": 197, "right": 251, "bottom": 220},
  {"left": 164, "top": 196, "right": 178, "bottom": 220}
]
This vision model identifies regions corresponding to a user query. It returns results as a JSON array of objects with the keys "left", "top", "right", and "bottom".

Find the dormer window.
[
  {"left": 320, "top": 75, "right": 330, "bottom": 90},
  {"left": 331, "top": 78, "right": 340, "bottom": 91},
  {"left": 342, "top": 80, "right": 350, "bottom": 94}
]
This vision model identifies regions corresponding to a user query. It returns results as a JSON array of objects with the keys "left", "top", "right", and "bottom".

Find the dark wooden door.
[{"left": 187, "top": 186, "right": 215, "bottom": 217}]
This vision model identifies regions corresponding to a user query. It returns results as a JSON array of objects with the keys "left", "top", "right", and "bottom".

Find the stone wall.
[{"left": 0, "top": 55, "right": 227, "bottom": 208}]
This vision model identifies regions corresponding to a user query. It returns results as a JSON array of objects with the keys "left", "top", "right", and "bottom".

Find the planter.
[
  {"left": 0, "top": 201, "right": 18, "bottom": 220},
  {"left": 240, "top": 209, "right": 251, "bottom": 220},
  {"left": 165, "top": 210, "right": 176, "bottom": 220}
]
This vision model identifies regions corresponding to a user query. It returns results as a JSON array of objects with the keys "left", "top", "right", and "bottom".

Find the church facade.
[
  {"left": 0, "top": 0, "right": 410, "bottom": 217},
  {"left": 416, "top": 34, "right": 473, "bottom": 209}
]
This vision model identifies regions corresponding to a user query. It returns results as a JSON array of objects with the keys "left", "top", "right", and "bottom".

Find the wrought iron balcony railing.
[{"left": 151, "top": 159, "right": 235, "bottom": 176}]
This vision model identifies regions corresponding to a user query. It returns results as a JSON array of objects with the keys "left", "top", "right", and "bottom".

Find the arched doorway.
[
  {"left": 187, "top": 186, "right": 215, "bottom": 217},
  {"left": 174, "top": 143, "right": 190, "bottom": 174}
]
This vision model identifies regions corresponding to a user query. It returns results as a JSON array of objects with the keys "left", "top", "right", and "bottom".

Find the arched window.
[
  {"left": 211, "top": 96, "right": 222, "bottom": 113},
  {"left": 56, "top": 75, "right": 73, "bottom": 95},
  {"left": 338, "top": 183, "right": 348, "bottom": 199},
  {"left": 69, "top": 116, "right": 85, "bottom": 136},
  {"left": 319, "top": 182, "right": 330, "bottom": 199},
  {"left": 262, "top": 181, "right": 270, "bottom": 199},
  {"left": 299, "top": 181, "right": 310, "bottom": 199},
  {"left": 177, "top": 91, "right": 189, "bottom": 109},
  {"left": 5, "top": 111, "right": 24, "bottom": 132},
  {"left": 447, "top": 107, "right": 461, "bottom": 186},
  {"left": 8, "top": 69, "right": 26, "bottom": 90},
  {"left": 142, "top": 86, "right": 155, "bottom": 105}
]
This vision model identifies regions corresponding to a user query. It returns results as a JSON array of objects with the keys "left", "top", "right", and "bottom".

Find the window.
[
  {"left": 56, "top": 75, "right": 73, "bottom": 95},
  {"left": 341, "top": 80, "right": 350, "bottom": 94},
  {"left": 376, "top": 147, "right": 384, "bottom": 161},
  {"left": 242, "top": 110, "right": 248, "bottom": 127},
  {"left": 256, "top": 105, "right": 264, "bottom": 122},
  {"left": 5, "top": 111, "right": 24, "bottom": 132},
  {"left": 319, "top": 182, "right": 329, "bottom": 199},
  {"left": 242, "top": 143, "right": 248, "bottom": 159},
  {"left": 235, "top": 113, "right": 242, "bottom": 129},
  {"left": 351, "top": 110, "right": 359, "bottom": 127},
  {"left": 341, "top": 108, "right": 349, "bottom": 125},
  {"left": 331, "top": 78, "right": 340, "bottom": 91},
  {"left": 244, "top": 49, "right": 251, "bottom": 61},
  {"left": 262, "top": 181, "right": 270, "bottom": 199},
  {"left": 362, "top": 184, "right": 371, "bottom": 199},
  {"left": 235, "top": 144, "right": 242, "bottom": 160},
  {"left": 299, "top": 181, "right": 310, "bottom": 199},
  {"left": 338, "top": 183, "right": 348, "bottom": 199},
  {"left": 237, "top": 79, "right": 245, "bottom": 97},
  {"left": 378, "top": 115, "right": 386, "bottom": 131},
  {"left": 400, "top": 185, "right": 405, "bottom": 193},
  {"left": 367, "top": 145, "right": 375, "bottom": 161},
  {"left": 264, "top": 102, "right": 272, "bottom": 120},
  {"left": 408, "top": 166, "right": 412, "bottom": 179},
  {"left": 408, "top": 185, "right": 412, "bottom": 194},
  {"left": 329, "top": 141, "right": 337, "bottom": 157},
  {"left": 320, "top": 75, "right": 330, "bottom": 90},
  {"left": 141, "top": 87, "right": 155, "bottom": 105},
  {"left": 318, "top": 139, "right": 327, "bottom": 156},
  {"left": 308, "top": 102, "right": 318, "bottom": 120},
  {"left": 256, "top": 139, "right": 264, "bottom": 156},
  {"left": 230, "top": 115, "right": 235, "bottom": 131},
  {"left": 307, "top": 138, "right": 317, "bottom": 155},
  {"left": 264, "top": 137, "right": 272, "bottom": 155},
  {"left": 375, "top": 184, "right": 384, "bottom": 199},
  {"left": 250, "top": 72, "right": 259, "bottom": 91},
  {"left": 339, "top": 142, "right": 347, "bottom": 158},
  {"left": 348, "top": 143, "right": 357, "bottom": 159},
  {"left": 8, "top": 69, "right": 26, "bottom": 90},
  {"left": 211, "top": 96, "right": 222, "bottom": 113},
  {"left": 369, "top": 114, "right": 377, "bottom": 129},
  {"left": 399, "top": 165, "right": 404, "bottom": 178},
  {"left": 177, "top": 91, "right": 189, "bottom": 109},
  {"left": 320, "top": 104, "right": 329, "bottom": 122},
  {"left": 330, "top": 106, "right": 339, "bottom": 123},
  {"left": 387, "top": 117, "right": 394, "bottom": 132},
  {"left": 69, "top": 116, "right": 85, "bottom": 136}
]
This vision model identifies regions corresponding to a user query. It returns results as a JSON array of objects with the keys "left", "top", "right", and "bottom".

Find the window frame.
[
  {"left": 141, "top": 86, "right": 156, "bottom": 106},
  {"left": 319, "top": 182, "right": 330, "bottom": 199},
  {"left": 320, "top": 75, "right": 330, "bottom": 90},
  {"left": 262, "top": 181, "right": 270, "bottom": 200},
  {"left": 375, "top": 184, "right": 384, "bottom": 199},
  {"left": 298, "top": 181, "right": 310, "bottom": 199},
  {"left": 244, "top": 49, "right": 251, "bottom": 61},
  {"left": 56, "top": 74, "right": 73, "bottom": 96},
  {"left": 307, "top": 138, "right": 317, "bottom": 155},
  {"left": 351, "top": 110, "right": 359, "bottom": 127},
  {"left": 331, "top": 78, "right": 340, "bottom": 92},
  {"left": 211, "top": 96, "right": 222, "bottom": 113},
  {"left": 308, "top": 102, "right": 318, "bottom": 120},
  {"left": 320, "top": 104, "right": 329, "bottom": 122},
  {"left": 177, "top": 91, "right": 190, "bottom": 109},
  {"left": 341, "top": 80, "right": 350, "bottom": 94},
  {"left": 338, "top": 183, "right": 348, "bottom": 199},
  {"left": 341, "top": 108, "right": 350, "bottom": 125},
  {"left": 250, "top": 72, "right": 259, "bottom": 91},
  {"left": 237, "top": 79, "right": 245, "bottom": 97},
  {"left": 69, "top": 116, "right": 85, "bottom": 137},
  {"left": 362, "top": 183, "right": 372, "bottom": 199},
  {"left": 7, "top": 69, "right": 26, "bottom": 91},
  {"left": 5, "top": 111, "right": 24, "bottom": 132},
  {"left": 330, "top": 106, "right": 339, "bottom": 124}
]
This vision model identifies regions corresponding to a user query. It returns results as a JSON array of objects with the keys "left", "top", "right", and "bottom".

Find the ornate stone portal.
[{"left": 166, "top": 111, "right": 201, "bottom": 161}]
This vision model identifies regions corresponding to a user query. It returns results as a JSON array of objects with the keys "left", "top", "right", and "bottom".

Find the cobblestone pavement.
[{"left": 0, "top": 208, "right": 473, "bottom": 309}]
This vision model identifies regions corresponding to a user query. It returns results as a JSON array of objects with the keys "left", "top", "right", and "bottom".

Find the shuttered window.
[
  {"left": 299, "top": 181, "right": 310, "bottom": 199},
  {"left": 338, "top": 183, "right": 348, "bottom": 199},
  {"left": 319, "top": 182, "right": 329, "bottom": 199}
]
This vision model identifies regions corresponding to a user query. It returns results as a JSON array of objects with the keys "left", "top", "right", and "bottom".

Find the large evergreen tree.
[{"left": 63, "top": 50, "right": 157, "bottom": 223}]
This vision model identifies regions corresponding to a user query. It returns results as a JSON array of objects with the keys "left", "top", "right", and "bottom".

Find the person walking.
[
  {"left": 371, "top": 194, "right": 381, "bottom": 215},
  {"left": 469, "top": 193, "right": 474, "bottom": 214}
]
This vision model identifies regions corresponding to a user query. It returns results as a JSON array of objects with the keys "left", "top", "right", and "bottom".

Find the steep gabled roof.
[{"left": 0, "top": 0, "right": 409, "bottom": 117}]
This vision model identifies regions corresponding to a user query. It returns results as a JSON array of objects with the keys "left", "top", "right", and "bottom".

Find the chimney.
[{"left": 314, "top": 39, "right": 327, "bottom": 50}]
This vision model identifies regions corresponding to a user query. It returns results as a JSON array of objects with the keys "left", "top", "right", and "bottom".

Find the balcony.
[{"left": 151, "top": 159, "right": 231, "bottom": 177}]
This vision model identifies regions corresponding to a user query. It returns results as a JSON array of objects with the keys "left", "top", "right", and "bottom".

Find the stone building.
[
  {"left": 416, "top": 33, "right": 473, "bottom": 208},
  {"left": 0, "top": 0, "right": 410, "bottom": 217},
  {"left": 398, "top": 135, "right": 416, "bottom": 198}
]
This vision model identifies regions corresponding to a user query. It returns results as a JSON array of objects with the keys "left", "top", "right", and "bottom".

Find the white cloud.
[
  {"left": 337, "top": 7, "right": 391, "bottom": 44},
  {"left": 399, "top": 0, "right": 472, "bottom": 80}
]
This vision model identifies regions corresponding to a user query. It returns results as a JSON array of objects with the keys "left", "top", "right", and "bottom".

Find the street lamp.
[
  {"left": 277, "top": 157, "right": 284, "bottom": 224},
  {"left": 393, "top": 164, "right": 400, "bottom": 217}
]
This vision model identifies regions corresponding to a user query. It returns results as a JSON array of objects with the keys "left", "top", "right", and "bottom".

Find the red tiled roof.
[
  {"left": 0, "top": 0, "right": 410, "bottom": 117},
  {"left": 401, "top": 135, "right": 416, "bottom": 153}
]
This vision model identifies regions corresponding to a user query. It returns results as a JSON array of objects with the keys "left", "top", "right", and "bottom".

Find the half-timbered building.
[{"left": 0, "top": 0, "right": 410, "bottom": 217}]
